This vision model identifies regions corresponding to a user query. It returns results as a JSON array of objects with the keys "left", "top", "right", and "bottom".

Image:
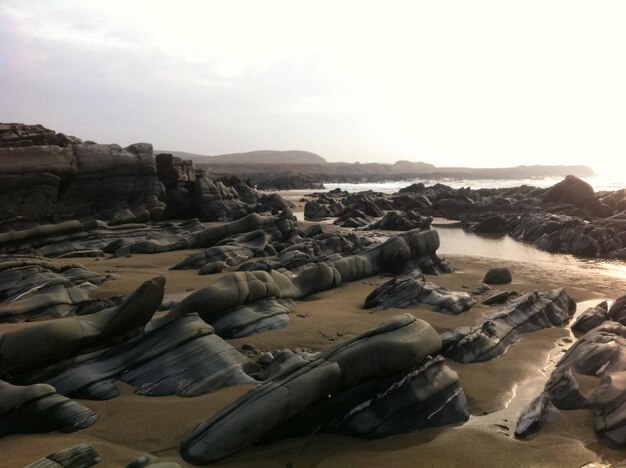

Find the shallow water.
[{"left": 435, "top": 225, "right": 626, "bottom": 281}]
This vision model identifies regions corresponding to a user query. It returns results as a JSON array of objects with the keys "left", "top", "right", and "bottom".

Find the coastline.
[{"left": 1, "top": 194, "right": 623, "bottom": 466}]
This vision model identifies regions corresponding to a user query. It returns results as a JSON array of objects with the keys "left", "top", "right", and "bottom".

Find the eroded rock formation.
[
  {"left": 180, "top": 314, "right": 468, "bottom": 464},
  {"left": 441, "top": 289, "right": 575, "bottom": 362}
]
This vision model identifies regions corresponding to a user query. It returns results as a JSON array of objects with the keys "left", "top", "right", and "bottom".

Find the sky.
[{"left": 1, "top": 1, "right": 625, "bottom": 174}]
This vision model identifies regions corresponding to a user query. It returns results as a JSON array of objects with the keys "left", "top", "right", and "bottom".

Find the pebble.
[{"left": 242, "top": 343, "right": 256, "bottom": 351}]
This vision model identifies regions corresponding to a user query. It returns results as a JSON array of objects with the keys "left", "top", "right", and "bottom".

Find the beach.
[{"left": 1, "top": 192, "right": 624, "bottom": 467}]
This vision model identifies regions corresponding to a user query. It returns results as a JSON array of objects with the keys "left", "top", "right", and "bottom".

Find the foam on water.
[{"left": 321, "top": 174, "right": 626, "bottom": 193}]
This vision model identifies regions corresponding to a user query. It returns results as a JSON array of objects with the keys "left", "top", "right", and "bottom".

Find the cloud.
[{"left": 1, "top": 0, "right": 626, "bottom": 173}]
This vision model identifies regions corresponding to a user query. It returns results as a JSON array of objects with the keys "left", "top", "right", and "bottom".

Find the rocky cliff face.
[
  {"left": 0, "top": 123, "right": 291, "bottom": 229},
  {"left": 0, "top": 124, "right": 165, "bottom": 229}
]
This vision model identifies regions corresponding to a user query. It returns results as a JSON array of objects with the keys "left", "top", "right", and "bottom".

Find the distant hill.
[
  {"left": 158, "top": 147, "right": 594, "bottom": 182},
  {"left": 392, "top": 160, "right": 437, "bottom": 172},
  {"left": 157, "top": 149, "right": 327, "bottom": 165}
]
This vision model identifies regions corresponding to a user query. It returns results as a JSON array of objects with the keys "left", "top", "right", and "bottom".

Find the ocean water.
[{"left": 321, "top": 174, "right": 625, "bottom": 193}]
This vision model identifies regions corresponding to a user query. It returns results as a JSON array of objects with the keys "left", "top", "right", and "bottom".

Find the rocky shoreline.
[{"left": 1, "top": 123, "right": 625, "bottom": 466}]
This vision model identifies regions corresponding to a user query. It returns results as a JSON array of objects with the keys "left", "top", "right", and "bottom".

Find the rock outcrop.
[
  {"left": 571, "top": 301, "right": 610, "bottom": 333},
  {"left": 441, "top": 289, "right": 575, "bottom": 362},
  {"left": 0, "top": 256, "right": 112, "bottom": 322},
  {"left": 515, "top": 321, "right": 626, "bottom": 448},
  {"left": 0, "top": 125, "right": 166, "bottom": 229},
  {"left": 180, "top": 314, "right": 468, "bottom": 464},
  {"left": 364, "top": 271, "right": 475, "bottom": 314},
  {"left": 0, "top": 276, "right": 165, "bottom": 376},
  {"left": 23, "top": 444, "right": 101, "bottom": 468},
  {"left": 0, "top": 380, "right": 97, "bottom": 437},
  {"left": 16, "top": 314, "right": 255, "bottom": 399}
]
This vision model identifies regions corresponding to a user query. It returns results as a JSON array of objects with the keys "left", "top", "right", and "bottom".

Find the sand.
[{"left": 1, "top": 194, "right": 625, "bottom": 467}]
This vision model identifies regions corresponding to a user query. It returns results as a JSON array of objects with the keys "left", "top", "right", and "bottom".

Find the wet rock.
[
  {"left": 542, "top": 175, "right": 611, "bottom": 218},
  {"left": 515, "top": 321, "right": 626, "bottom": 447},
  {"left": 514, "top": 394, "right": 560, "bottom": 438},
  {"left": 571, "top": 301, "right": 610, "bottom": 333},
  {"left": 545, "top": 368, "right": 589, "bottom": 410},
  {"left": 369, "top": 211, "right": 432, "bottom": 231},
  {"left": 333, "top": 210, "right": 375, "bottom": 228},
  {"left": 304, "top": 201, "right": 335, "bottom": 219},
  {"left": 198, "top": 261, "right": 224, "bottom": 275},
  {"left": 211, "top": 299, "right": 293, "bottom": 339},
  {"left": 126, "top": 455, "right": 181, "bottom": 468},
  {"left": 258, "top": 352, "right": 275, "bottom": 366},
  {"left": 608, "top": 294, "right": 626, "bottom": 325},
  {"left": 483, "top": 267, "right": 512, "bottom": 285},
  {"left": 14, "top": 314, "right": 255, "bottom": 399},
  {"left": 0, "top": 276, "right": 165, "bottom": 375},
  {"left": 0, "top": 380, "right": 97, "bottom": 437},
  {"left": 481, "top": 291, "right": 517, "bottom": 305},
  {"left": 171, "top": 229, "right": 277, "bottom": 271},
  {"left": 441, "top": 289, "right": 575, "bottom": 362},
  {"left": 591, "top": 370, "right": 626, "bottom": 448},
  {"left": 0, "top": 218, "right": 206, "bottom": 258},
  {"left": 180, "top": 314, "right": 468, "bottom": 464},
  {"left": 23, "top": 443, "right": 101, "bottom": 468},
  {"left": 364, "top": 271, "right": 475, "bottom": 314},
  {"left": 0, "top": 257, "right": 111, "bottom": 322}
]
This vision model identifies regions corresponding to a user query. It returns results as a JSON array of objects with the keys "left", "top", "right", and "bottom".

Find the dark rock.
[
  {"left": 571, "top": 301, "right": 610, "bottom": 333},
  {"left": 14, "top": 314, "right": 255, "bottom": 399},
  {"left": 608, "top": 294, "right": 626, "bottom": 324},
  {"left": 0, "top": 380, "right": 98, "bottom": 437},
  {"left": 514, "top": 394, "right": 560, "bottom": 438},
  {"left": 304, "top": 201, "right": 334, "bottom": 219},
  {"left": 483, "top": 267, "right": 512, "bottom": 285},
  {"left": 363, "top": 271, "right": 475, "bottom": 314},
  {"left": 0, "top": 276, "right": 165, "bottom": 375},
  {"left": 333, "top": 210, "right": 375, "bottom": 228},
  {"left": 369, "top": 211, "right": 432, "bottom": 231},
  {"left": 515, "top": 321, "right": 626, "bottom": 447},
  {"left": 441, "top": 289, "right": 575, "bottom": 362},
  {"left": 481, "top": 291, "right": 518, "bottom": 305},
  {"left": 180, "top": 314, "right": 468, "bottom": 464},
  {"left": 212, "top": 299, "right": 293, "bottom": 339},
  {"left": 258, "top": 352, "right": 275, "bottom": 366},
  {"left": 542, "top": 175, "right": 611, "bottom": 217},
  {"left": 24, "top": 444, "right": 101, "bottom": 468},
  {"left": 0, "top": 257, "right": 111, "bottom": 322}
]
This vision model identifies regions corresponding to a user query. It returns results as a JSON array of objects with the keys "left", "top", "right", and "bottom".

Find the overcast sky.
[{"left": 1, "top": 1, "right": 625, "bottom": 173}]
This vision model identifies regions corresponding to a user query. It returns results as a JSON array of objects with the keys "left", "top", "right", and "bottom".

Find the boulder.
[
  {"left": 483, "top": 267, "right": 512, "bottom": 285},
  {"left": 542, "top": 175, "right": 611, "bottom": 217}
]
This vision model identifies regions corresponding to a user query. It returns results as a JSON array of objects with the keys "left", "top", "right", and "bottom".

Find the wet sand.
[{"left": 1, "top": 194, "right": 625, "bottom": 467}]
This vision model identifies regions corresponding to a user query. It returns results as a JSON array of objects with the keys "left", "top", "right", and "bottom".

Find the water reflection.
[{"left": 436, "top": 224, "right": 626, "bottom": 280}]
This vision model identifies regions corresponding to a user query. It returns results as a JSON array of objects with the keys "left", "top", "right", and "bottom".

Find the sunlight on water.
[
  {"left": 435, "top": 225, "right": 626, "bottom": 280},
  {"left": 322, "top": 175, "right": 626, "bottom": 193}
]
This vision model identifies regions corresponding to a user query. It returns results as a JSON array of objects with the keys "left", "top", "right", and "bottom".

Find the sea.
[{"left": 320, "top": 174, "right": 625, "bottom": 194}]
